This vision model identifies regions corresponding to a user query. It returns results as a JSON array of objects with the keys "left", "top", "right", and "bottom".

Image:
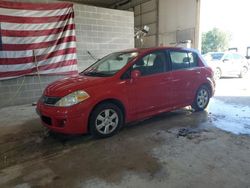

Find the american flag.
[{"left": 0, "top": 1, "right": 78, "bottom": 80}]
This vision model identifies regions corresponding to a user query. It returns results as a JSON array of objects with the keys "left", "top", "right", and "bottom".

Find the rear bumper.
[{"left": 36, "top": 101, "right": 89, "bottom": 134}]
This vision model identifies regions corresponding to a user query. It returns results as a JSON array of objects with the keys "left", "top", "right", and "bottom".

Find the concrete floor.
[{"left": 0, "top": 76, "right": 250, "bottom": 188}]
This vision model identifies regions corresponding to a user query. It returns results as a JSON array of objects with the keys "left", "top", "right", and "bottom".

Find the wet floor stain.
[
  {"left": 0, "top": 107, "right": 210, "bottom": 187},
  {"left": 0, "top": 129, "right": 164, "bottom": 187},
  {"left": 0, "top": 107, "right": 210, "bottom": 170},
  {"left": 42, "top": 135, "right": 163, "bottom": 187},
  {"left": 1, "top": 78, "right": 250, "bottom": 187},
  {"left": 207, "top": 98, "right": 250, "bottom": 135},
  {"left": 1, "top": 95, "right": 250, "bottom": 187}
]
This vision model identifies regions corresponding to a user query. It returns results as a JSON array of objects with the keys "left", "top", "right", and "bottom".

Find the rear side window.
[
  {"left": 169, "top": 51, "right": 198, "bottom": 70},
  {"left": 232, "top": 53, "right": 244, "bottom": 60},
  {"left": 188, "top": 52, "right": 198, "bottom": 67}
]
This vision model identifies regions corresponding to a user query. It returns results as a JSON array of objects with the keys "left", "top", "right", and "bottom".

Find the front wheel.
[
  {"left": 192, "top": 85, "right": 210, "bottom": 112},
  {"left": 89, "top": 103, "right": 123, "bottom": 138}
]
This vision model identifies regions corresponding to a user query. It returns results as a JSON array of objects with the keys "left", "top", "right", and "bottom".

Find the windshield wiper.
[{"left": 83, "top": 71, "right": 111, "bottom": 77}]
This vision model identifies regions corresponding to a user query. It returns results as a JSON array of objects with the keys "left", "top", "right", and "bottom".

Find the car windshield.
[
  {"left": 81, "top": 52, "right": 138, "bottom": 77},
  {"left": 211, "top": 53, "right": 224, "bottom": 60},
  {"left": 204, "top": 53, "right": 224, "bottom": 61}
]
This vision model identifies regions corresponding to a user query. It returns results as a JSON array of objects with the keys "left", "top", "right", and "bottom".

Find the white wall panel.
[{"left": 158, "top": 0, "right": 200, "bottom": 48}]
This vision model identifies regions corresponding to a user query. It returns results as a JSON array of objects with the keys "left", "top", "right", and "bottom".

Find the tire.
[
  {"left": 89, "top": 102, "right": 123, "bottom": 138},
  {"left": 214, "top": 68, "right": 221, "bottom": 80},
  {"left": 192, "top": 85, "right": 210, "bottom": 112},
  {"left": 239, "top": 66, "right": 248, "bottom": 78}
]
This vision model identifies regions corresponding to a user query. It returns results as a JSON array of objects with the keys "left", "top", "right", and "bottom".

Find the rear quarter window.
[
  {"left": 170, "top": 51, "right": 198, "bottom": 70},
  {"left": 188, "top": 52, "right": 198, "bottom": 67}
]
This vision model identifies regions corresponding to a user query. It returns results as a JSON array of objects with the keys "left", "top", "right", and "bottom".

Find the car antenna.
[{"left": 87, "top": 51, "right": 98, "bottom": 61}]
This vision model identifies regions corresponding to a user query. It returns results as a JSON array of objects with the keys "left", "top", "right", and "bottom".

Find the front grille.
[
  {"left": 41, "top": 115, "right": 52, "bottom": 125},
  {"left": 41, "top": 95, "right": 61, "bottom": 105}
]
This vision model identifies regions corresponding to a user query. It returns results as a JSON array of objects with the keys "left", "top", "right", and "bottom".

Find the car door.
[
  {"left": 125, "top": 50, "right": 173, "bottom": 118},
  {"left": 232, "top": 53, "right": 245, "bottom": 74},
  {"left": 168, "top": 50, "right": 202, "bottom": 107},
  {"left": 221, "top": 53, "right": 235, "bottom": 75}
]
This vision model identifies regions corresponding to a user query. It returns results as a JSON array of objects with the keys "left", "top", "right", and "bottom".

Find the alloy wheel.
[
  {"left": 197, "top": 88, "right": 209, "bottom": 109},
  {"left": 95, "top": 109, "right": 119, "bottom": 135}
]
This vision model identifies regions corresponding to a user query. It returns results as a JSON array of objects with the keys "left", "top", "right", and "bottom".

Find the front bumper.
[{"left": 36, "top": 101, "right": 90, "bottom": 134}]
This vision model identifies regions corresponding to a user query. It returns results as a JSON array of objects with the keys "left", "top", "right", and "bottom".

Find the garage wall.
[
  {"left": 134, "top": 0, "right": 158, "bottom": 47},
  {"left": 74, "top": 3, "right": 134, "bottom": 70},
  {"left": 0, "top": 76, "right": 65, "bottom": 107},
  {"left": 114, "top": 0, "right": 200, "bottom": 49},
  {"left": 0, "top": 2, "right": 134, "bottom": 108},
  {"left": 114, "top": 0, "right": 158, "bottom": 48},
  {"left": 158, "top": 0, "right": 200, "bottom": 49}
]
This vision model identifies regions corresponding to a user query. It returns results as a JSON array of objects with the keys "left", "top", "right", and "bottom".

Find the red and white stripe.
[{"left": 0, "top": 1, "right": 78, "bottom": 80}]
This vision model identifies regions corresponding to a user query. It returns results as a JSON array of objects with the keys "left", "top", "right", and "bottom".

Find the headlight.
[{"left": 55, "top": 90, "right": 90, "bottom": 107}]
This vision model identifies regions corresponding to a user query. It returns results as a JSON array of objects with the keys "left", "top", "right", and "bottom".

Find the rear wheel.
[
  {"left": 89, "top": 103, "right": 123, "bottom": 138},
  {"left": 239, "top": 66, "right": 248, "bottom": 78},
  {"left": 192, "top": 85, "right": 210, "bottom": 112}
]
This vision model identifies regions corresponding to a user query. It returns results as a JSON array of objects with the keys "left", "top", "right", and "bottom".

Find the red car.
[{"left": 37, "top": 47, "right": 215, "bottom": 138}]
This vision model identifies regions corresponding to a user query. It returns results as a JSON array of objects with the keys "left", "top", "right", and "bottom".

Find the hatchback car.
[
  {"left": 37, "top": 47, "right": 215, "bottom": 138},
  {"left": 203, "top": 52, "right": 249, "bottom": 79}
]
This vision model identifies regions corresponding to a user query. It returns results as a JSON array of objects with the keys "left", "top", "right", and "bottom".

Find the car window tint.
[
  {"left": 143, "top": 54, "right": 156, "bottom": 66},
  {"left": 233, "top": 53, "right": 243, "bottom": 60},
  {"left": 97, "top": 55, "right": 129, "bottom": 72},
  {"left": 170, "top": 51, "right": 198, "bottom": 70},
  {"left": 232, "top": 54, "right": 238, "bottom": 60},
  {"left": 210, "top": 53, "right": 224, "bottom": 60},
  {"left": 188, "top": 52, "right": 198, "bottom": 67},
  {"left": 224, "top": 54, "right": 233, "bottom": 60},
  {"left": 133, "top": 51, "right": 167, "bottom": 76}
]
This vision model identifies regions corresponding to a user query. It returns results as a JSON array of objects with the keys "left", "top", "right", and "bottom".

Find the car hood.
[{"left": 44, "top": 74, "right": 110, "bottom": 97}]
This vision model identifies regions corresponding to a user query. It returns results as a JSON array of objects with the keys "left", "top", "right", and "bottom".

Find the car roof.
[
  {"left": 120, "top": 46, "right": 199, "bottom": 54},
  {"left": 208, "top": 52, "right": 224, "bottom": 54},
  {"left": 205, "top": 51, "right": 246, "bottom": 59},
  {"left": 208, "top": 51, "right": 242, "bottom": 55},
  {"left": 206, "top": 52, "right": 224, "bottom": 55}
]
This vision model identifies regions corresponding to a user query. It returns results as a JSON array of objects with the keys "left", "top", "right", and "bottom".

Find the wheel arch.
[
  {"left": 199, "top": 82, "right": 213, "bottom": 98},
  {"left": 87, "top": 98, "right": 126, "bottom": 132},
  {"left": 216, "top": 66, "right": 222, "bottom": 72},
  {"left": 243, "top": 65, "right": 248, "bottom": 71},
  {"left": 215, "top": 67, "right": 222, "bottom": 77},
  {"left": 239, "top": 66, "right": 248, "bottom": 78},
  {"left": 192, "top": 83, "right": 212, "bottom": 111}
]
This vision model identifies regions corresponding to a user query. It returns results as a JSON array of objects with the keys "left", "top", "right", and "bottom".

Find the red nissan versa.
[{"left": 37, "top": 47, "right": 215, "bottom": 138}]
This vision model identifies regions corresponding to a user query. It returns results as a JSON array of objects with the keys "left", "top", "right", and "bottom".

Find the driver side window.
[{"left": 132, "top": 51, "right": 167, "bottom": 76}]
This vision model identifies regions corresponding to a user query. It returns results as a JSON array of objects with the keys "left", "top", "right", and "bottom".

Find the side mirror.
[
  {"left": 223, "top": 59, "right": 229, "bottom": 62},
  {"left": 131, "top": 70, "right": 141, "bottom": 79}
]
